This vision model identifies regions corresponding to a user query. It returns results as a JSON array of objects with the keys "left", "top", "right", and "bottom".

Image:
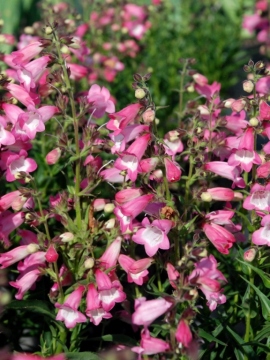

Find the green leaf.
[
  {"left": 241, "top": 276, "right": 270, "bottom": 321},
  {"left": 66, "top": 352, "right": 101, "bottom": 360},
  {"left": 7, "top": 300, "right": 55, "bottom": 320},
  {"left": 254, "top": 323, "right": 270, "bottom": 341},
  {"left": 198, "top": 328, "right": 227, "bottom": 346},
  {"left": 237, "top": 259, "right": 270, "bottom": 288},
  {"left": 226, "top": 325, "right": 254, "bottom": 355},
  {"left": 234, "top": 348, "right": 245, "bottom": 360}
]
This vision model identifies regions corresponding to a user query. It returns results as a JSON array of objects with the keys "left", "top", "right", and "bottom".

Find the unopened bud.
[
  {"left": 198, "top": 105, "right": 210, "bottom": 115},
  {"left": 84, "top": 258, "right": 95, "bottom": 269},
  {"left": 243, "top": 80, "right": 254, "bottom": 93},
  {"left": 0, "top": 19, "right": 4, "bottom": 27},
  {"left": 104, "top": 203, "right": 115, "bottom": 213},
  {"left": 27, "top": 244, "right": 39, "bottom": 254},
  {"left": 24, "top": 26, "right": 34, "bottom": 34},
  {"left": 142, "top": 108, "right": 155, "bottom": 123},
  {"left": 249, "top": 117, "right": 259, "bottom": 127},
  {"left": 46, "top": 147, "right": 61, "bottom": 165},
  {"left": 187, "top": 84, "right": 195, "bottom": 92},
  {"left": 223, "top": 98, "right": 235, "bottom": 108},
  {"left": 0, "top": 291, "right": 11, "bottom": 305},
  {"left": 135, "top": 88, "right": 146, "bottom": 99},
  {"left": 25, "top": 213, "right": 35, "bottom": 221},
  {"left": 231, "top": 99, "right": 246, "bottom": 112},
  {"left": 45, "top": 245, "right": 59, "bottom": 263},
  {"left": 59, "top": 232, "right": 74, "bottom": 243},
  {"left": 200, "top": 192, "right": 212, "bottom": 202},
  {"left": 104, "top": 218, "right": 116, "bottom": 229},
  {"left": 244, "top": 248, "right": 256, "bottom": 262},
  {"left": 60, "top": 45, "right": 69, "bottom": 54},
  {"left": 93, "top": 198, "right": 107, "bottom": 212},
  {"left": 44, "top": 26, "right": 53, "bottom": 35}
]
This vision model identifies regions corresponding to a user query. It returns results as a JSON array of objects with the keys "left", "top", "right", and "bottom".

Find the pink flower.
[
  {"left": 0, "top": 211, "right": 24, "bottom": 246},
  {"left": 259, "top": 100, "right": 270, "bottom": 120},
  {"left": 95, "top": 269, "right": 126, "bottom": 311},
  {"left": 107, "top": 103, "right": 142, "bottom": 135},
  {"left": 0, "top": 244, "right": 39, "bottom": 269},
  {"left": 114, "top": 194, "right": 153, "bottom": 233},
  {"left": 163, "top": 130, "right": 184, "bottom": 159},
  {"left": 115, "top": 133, "right": 151, "bottom": 181},
  {"left": 118, "top": 255, "right": 153, "bottom": 285},
  {"left": 6, "top": 150, "right": 37, "bottom": 182},
  {"left": 87, "top": 84, "right": 115, "bottom": 118},
  {"left": 189, "top": 255, "right": 227, "bottom": 311},
  {"left": 0, "top": 116, "right": 15, "bottom": 146},
  {"left": 86, "top": 283, "right": 112, "bottom": 325},
  {"left": 166, "top": 263, "right": 180, "bottom": 289},
  {"left": 252, "top": 214, "right": 270, "bottom": 246},
  {"left": 55, "top": 285, "right": 87, "bottom": 329},
  {"left": 164, "top": 157, "right": 181, "bottom": 182},
  {"left": 45, "top": 245, "right": 59, "bottom": 263},
  {"left": 204, "top": 161, "right": 245, "bottom": 188},
  {"left": 7, "top": 84, "right": 40, "bottom": 108},
  {"left": 202, "top": 222, "right": 235, "bottom": 255},
  {"left": 99, "top": 236, "right": 122, "bottom": 269},
  {"left": 175, "top": 319, "right": 193, "bottom": 348},
  {"left": 46, "top": 148, "right": 61, "bottom": 165},
  {"left": 10, "top": 268, "right": 42, "bottom": 300},
  {"left": 132, "top": 329, "right": 170, "bottom": 356},
  {"left": 132, "top": 297, "right": 172, "bottom": 327},
  {"left": 8, "top": 41, "right": 43, "bottom": 66},
  {"left": 243, "top": 183, "right": 270, "bottom": 211},
  {"left": 132, "top": 218, "right": 172, "bottom": 257},
  {"left": 201, "top": 187, "right": 235, "bottom": 202},
  {"left": 115, "top": 188, "right": 143, "bottom": 205}
]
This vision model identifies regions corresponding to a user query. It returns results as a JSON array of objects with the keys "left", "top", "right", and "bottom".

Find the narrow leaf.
[{"left": 241, "top": 276, "right": 270, "bottom": 321}]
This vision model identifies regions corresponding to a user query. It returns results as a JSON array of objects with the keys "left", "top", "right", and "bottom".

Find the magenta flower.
[
  {"left": 7, "top": 83, "right": 40, "bottom": 108},
  {"left": 252, "top": 214, "right": 270, "bottom": 246},
  {"left": 0, "top": 244, "right": 39, "bottom": 269},
  {"left": 164, "top": 157, "right": 182, "bottom": 182},
  {"left": 87, "top": 84, "right": 115, "bottom": 118},
  {"left": 95, "top": 269, "right": 126, "bottom": 311},
  {"left": 0, "top": 211, "right": 24, "bottom": 246},
  {"left": 204, "top": 161, "right": 245, "bottom": 188},
  {"left": 106, "top": 103, "right": 142, "bottom": 135},
  {"left": 118, "top": 255, "right": 153, "bottom": 285},
  {"left": 98, "top": 236, "right": 122, "bottom": 269},
  {"left": 0, "top": 116, "right": 15, "bottom": 146},
  {"left": 10, "top": 268, "right": 42, "bottom": 300},
  {"left": 12, "top": 353, "right": 66, "bottom": 360},
  {"left": 132, "top": 297, "right": 172, "bottom": 327},
  {"left": 166, "top": 263, "right": 180, "bottom": 289},
  {"left": 132, "top": 218, "right": 172, "bottom": 257},
  {"left": 115, "top": 133, "right": 151, "bottom": 182},
  {"left": 132, "top": 329, "right": 170, "bottom": 356},
  {"left": 6, "top": 150, "right": 37, "bottom": 182},
  {"left": 243, "top": 183, "right": 270, "bottom": 211},
  {"left": 55, "top": 285, "right": 87, "bottom": 329},
  {"left": 86, "top": 283, "right": 112, "bottom": 325},
  {"left": 175, "top": 319, "right": 193, "bottom": 348},
  {"left": 189, "top": 255, "right": 227, "bottom": 311}
]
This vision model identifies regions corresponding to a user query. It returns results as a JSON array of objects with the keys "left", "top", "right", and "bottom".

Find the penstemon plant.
[{"left": 1, "top": 3, "right": 270, "bottom": 360}]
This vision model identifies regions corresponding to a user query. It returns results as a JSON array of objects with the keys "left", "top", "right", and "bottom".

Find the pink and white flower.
[{"left": 132, "top": 218, "right": 172, "bottom": 257}]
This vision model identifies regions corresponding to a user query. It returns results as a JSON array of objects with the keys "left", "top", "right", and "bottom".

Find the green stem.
[
  {"left": 163, "top": 175, "right": 171, "bottom": 202},
  {"left": 53, "top": 32, "right": 82, "bottom": 230},
  {"left": 55, "top": 327, "right": 67, "bottom": 354},
  {"left": 178, "top": 60, "right": 188, "bottom": 126},
  {"left": 244, "top": 273, "right": 254, "bottom": 353}
]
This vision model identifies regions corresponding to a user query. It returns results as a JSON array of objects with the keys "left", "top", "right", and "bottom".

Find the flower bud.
[
  {"left": 244, "top": 248, "right": 256, "bottom": 262},
  {"left": 84, "top": 258, "right": 95, "bottom": 269},
  {"left": 223, "top": 98, "right": 235, "bottom": 108},
  {"left": 135, "top": 88, "right": 146, "bottom": 99},
  {"left": 200, "top": 192, "right": 212, "bottom": 202},
  {"left": 44, "top": 26, "right": 53, "bottom": 35},
  {"left": 243, "top": 80, "right": 254, "bottom": 93},
  {"left": 46, "top": 148, "right": 61, "bottom": 165},
  {"left": 142, "top": 108, "right": 155, "bottom": 123},
  {"left": 93, "top": 198, "right": 107, "bottom": 212},
  {"left": 45, "top": 245, "right": 59, "bottom": 263},
  {"left": 26, "top": 244, "right": 39, "bottom": 254},
  {"left": 104, "top": 203, "right": 115, "bottom": 213},
  {"left": 231, "top": 99, "right": 246, "bottom": 112},
  {"left": 104, "top": 218, "right": 116, "bottom": 229},
  {"left": 249, "top": 117, "right": 259, "bottom": 127},
  {"left": 59, "top": 232, "right": 74, "bottom": 243}
]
